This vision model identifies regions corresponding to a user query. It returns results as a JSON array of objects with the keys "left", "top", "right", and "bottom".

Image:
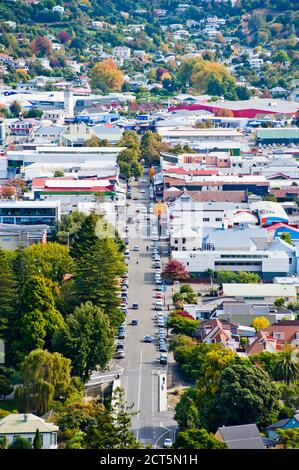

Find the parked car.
[
  {"left": 115, "top": 350, "right": 125, "bottom": 359},
  {"left": 159, "top": 343, "right": 167, "bottom": 353},
  {"left": 155, "top": 301, "right": 163, "bottom": 311}
]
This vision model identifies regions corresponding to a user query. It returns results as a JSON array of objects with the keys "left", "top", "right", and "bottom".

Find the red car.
[{"left": 155, "top": 293, "right": 163, "bottom": 299}]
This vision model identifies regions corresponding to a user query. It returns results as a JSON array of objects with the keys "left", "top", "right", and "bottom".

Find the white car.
[{"left": 163, "top": 438, "right": 172, "bottom": 448}]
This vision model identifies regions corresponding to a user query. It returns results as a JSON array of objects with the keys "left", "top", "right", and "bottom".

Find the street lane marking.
[{"left": 136, "top": 347, "right": 143, "bottom": 441}]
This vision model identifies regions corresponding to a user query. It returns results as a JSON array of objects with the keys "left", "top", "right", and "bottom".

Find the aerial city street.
[{"left": 0, "top": 0, "right": 299, "bottom": 454}]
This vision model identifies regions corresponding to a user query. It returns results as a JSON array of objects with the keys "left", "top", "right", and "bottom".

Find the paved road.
[{"left": 118, "top": 176, "right": 177, "bottom": 448}]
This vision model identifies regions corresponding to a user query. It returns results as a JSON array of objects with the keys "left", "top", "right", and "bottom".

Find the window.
[
  {"left": 215, "top": 218, "right": 222, "bottom": 222},
  {"left": 273, "top": 332, "right": 284, "bottom": 340},
  {"left": 203, "top": 218, "right": 209, "bottom": 222}
]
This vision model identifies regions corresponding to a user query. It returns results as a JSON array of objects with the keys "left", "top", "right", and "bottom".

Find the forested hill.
[{"left": 0, "top": 0, "right": 298, "bottom": 52}]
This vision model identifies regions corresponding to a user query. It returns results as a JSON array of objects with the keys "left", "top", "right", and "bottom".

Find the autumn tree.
[
  {"left": 252, "top": 316, "right": 270, "bottom": 331},
  {"left": 9, "top": 100, "right": 22, "bottom": 118},
  {"left": 0, "top": 186, "right": 16, "bottom": 199},
  {"left": 30, "top": 36, "right": 53, "bottom": 57},
  {"left": 90, "top": 59, "right": 124, "bottom": 93},
  {"left": 162, "top": 259, "right": 189, "bottom": 281}
]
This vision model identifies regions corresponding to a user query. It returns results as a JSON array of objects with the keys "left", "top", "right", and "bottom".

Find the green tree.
[
  {"left": 15, "top": 242, "right": 75, "bottom": 284},
  {"left": 21, "top": 349, "right": 72, "bottom": 400},
  {"left": 117, "top": 149, "right": 143, "bottom": 179},
  {"left": 274, "top": 297, "right": 285, "bottom": 308},
  {"left": 0, "top": 249, "right": 17, "bottom": 337},
  {"left": 53, "top": 211, "right": 87, "bottom": 247},
  {"left": 33, "top": 428, "right": 42, "bottom": 449},
  {"left": 272, "top": 346, "right": 299, "bottom": 386},
  {"left": 9, "top": 436, "right": 32, "bottom": 449},
  {"left": 174, "top": 387, "right": 202, "bottom": 431},
  {"left": 54, "top": 170, "right": 64, "bottom": 177},
  {"left": 202, "top": 362, "right": 280, "bottom": 431},
  {"left": 280, "top": 232, "right": 293, "bottom": 245},
  {"left": 70, "top": 214, "right": 125, "bottom": 326},
  {"left": 0, "top": 376, "right": 13, "bottom": 398},
  {"left": 83, "top": 387, "right": 141, "bottom": 449},
  {"left": 0, "top": 437, "right": 8, "bottom": 449},
  {"left": 167, "top": 315, "right": 199, "bottom": 336},
  {"left": 277, "top": 429, "right": 299, "bottom": 449},
  {"left": 174, "top": 428, "right": 227, "bottom": 449},
  {"left": 52, "top": 302, "right": 114, "bottom": 382},
  {"left": 140, "top": 131, "right": 169, "bottom": 165}
]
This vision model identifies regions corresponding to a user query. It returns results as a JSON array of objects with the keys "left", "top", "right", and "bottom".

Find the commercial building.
[
  {"left": 173, "top": 247, "right": 290, "bottom": 281},
  {"left": 0, "top": 200, "right": 60, "bottom": 227},
  {"left": 256, "top": 128, "right": 299, "bottom": 145}
]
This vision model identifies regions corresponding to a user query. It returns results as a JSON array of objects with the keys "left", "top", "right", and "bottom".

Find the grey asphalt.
[{"left": 118, "top": 177, "right": 177, "bottom": 448}]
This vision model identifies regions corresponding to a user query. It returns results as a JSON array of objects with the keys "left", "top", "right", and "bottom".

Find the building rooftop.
[
  {"left": 0, "top": 413, "right": 58, "bottom": 434},
  {"left": 222, "top": 283, "right": 297, "bottom": 298},
  {"left": 216, "top": 424, "right": 264, "bottom": 449}
]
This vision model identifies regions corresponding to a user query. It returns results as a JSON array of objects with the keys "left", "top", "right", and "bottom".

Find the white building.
[
  {"left": 7, "top": 146, "right": 126, "bottom": 168},
  {"left": 112, "top": 46, "right": 131, "bottom": 60},
  {"left": 174, "top": 249, "right": 290, "bottom": 281},
  {"left": 0, "top": 413, "right": 58, "bottom": 449},
  {"left": 52, "top": 5, "right": 64, "bottom": 13}
]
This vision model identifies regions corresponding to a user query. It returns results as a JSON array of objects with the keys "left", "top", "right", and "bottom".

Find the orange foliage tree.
[{"left": 90, "top": 59, "right": 124, "bottom": 93}]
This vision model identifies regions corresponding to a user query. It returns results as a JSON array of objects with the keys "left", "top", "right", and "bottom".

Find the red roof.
[
  {"left": 166, "top": 168, "right": 219, "bottom": 176},
  {"left": 266, "top": 222, "right": 299, "bottom": 232}
]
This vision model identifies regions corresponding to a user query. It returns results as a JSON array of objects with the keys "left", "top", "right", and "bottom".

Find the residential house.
[
  {"left": 0, "top": 413, "right": 58, "bottom": 449},
  {"left": 246, "top": 330, "right": 278, "bottom": 355},
  {"left": 215, "top": 424, "right": 265, "bottom": 449},
  {"left": 266, "top": 415, "right": 299, "bottom": 440},
  {"left": 52, "top": 5, "right": 64, "bottom": 13},
  {"left": 211, "top": 300, "right": 295, "bottom": 326},
  {"left": 266, "top": 320, "right": 299, "bottom": 348}
]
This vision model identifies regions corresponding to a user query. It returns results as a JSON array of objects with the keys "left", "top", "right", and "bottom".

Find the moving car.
[
  {"left": 133, "top": 245, "right": 139, "bottom": 251},
  {"left": 131, "top": 319, "right": 139, "bottom": 326},
  {"left": 144, "top": 335, "right": 153, "bottom": 343},
  {"left": 132, "top": 303, "right": 139, "bottom": 309},
  {"left": 163, "top": 438, "right": 172, "bottom": 448},
  {"left": 159, "top": 354, "right": 168, "bottom": 365}
]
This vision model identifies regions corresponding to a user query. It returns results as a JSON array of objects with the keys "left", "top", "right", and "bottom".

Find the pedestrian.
[{"left": 167, "top": 304, "right": 170, "bottom": 311}]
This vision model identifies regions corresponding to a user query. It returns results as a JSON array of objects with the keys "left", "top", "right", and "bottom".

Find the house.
[
  {"left": 52, "top": 5, "right": 64, "bottom": 13},
  {"left": 266, "top": 414, "right": 299, "bottom": 440},
  {"left": 215, "top": 424, "right": 265, "bottom": 449},
  {"left": 246, "top": 330, "right": 278, "bottom": 355},
  {"left": 267, "top": 320, "right": 299, "bottom": 348},
  {"left": 0, "top": 413, "right": 58, "bottom": 449},
  {"left": 211, "top": 300, "right": 295, "bottom": 326}
]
